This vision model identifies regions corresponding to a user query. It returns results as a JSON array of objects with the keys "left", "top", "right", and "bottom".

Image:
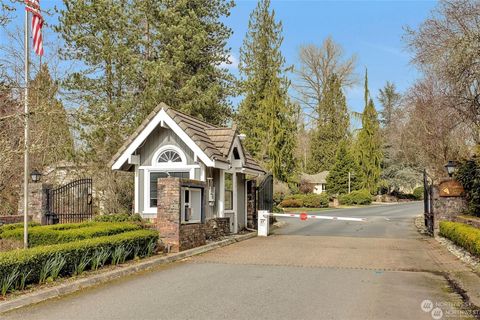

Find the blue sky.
[
  {"left": 226, "top": 0, "right": 437, "bottom": 114},
  {"left": 1, "top": 0, "right": 437, "bottom": 115}
]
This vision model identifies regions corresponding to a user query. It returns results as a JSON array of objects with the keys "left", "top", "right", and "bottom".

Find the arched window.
[{"left": 158, "top": 149, "right": 182, "bottom": 163}]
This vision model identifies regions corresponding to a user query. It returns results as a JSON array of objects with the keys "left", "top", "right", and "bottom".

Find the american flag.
[{"left": 25, "top": 0, "right": 44, "bottom": 56}]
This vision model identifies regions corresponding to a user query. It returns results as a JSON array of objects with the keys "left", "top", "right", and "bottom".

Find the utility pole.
[
  {"left": 348, "top": 172, "right": 351, "bottom": 194},
  {"left": 23, "top": 8, "right": 30, "bottom": 249}
]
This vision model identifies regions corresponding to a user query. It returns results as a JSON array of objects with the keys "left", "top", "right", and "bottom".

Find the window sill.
[{"left": 181, "top": 220, "right": 202, "bottom": 225}]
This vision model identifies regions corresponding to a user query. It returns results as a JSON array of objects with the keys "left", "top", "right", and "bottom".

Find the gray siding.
[
  {"left": 138, "top": 169, "right": 145, "bottom": 213},
  {"left": 139, "top": 126, "right": 195, "bottom": 166}
]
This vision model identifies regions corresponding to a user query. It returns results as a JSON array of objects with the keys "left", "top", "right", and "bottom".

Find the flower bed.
[
  {"left": 0, "top": 229, "right": 158, "bottom": 295},
  {"left": 439, "top": 221, "right": 480, "bottom": 256},
  {"left": 0, "top": 222, "right": 141, "bottom": 247}
]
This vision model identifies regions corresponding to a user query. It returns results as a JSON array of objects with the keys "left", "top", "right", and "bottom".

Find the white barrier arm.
[{"left": 272, "top": 213, "right": 365, "bottom": 222}]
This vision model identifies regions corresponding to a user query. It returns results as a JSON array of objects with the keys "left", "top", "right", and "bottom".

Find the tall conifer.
[
  {"left": 356, "top": 70, "right": 383, "bottom": 194},
  {"left": 307, "top": 74, "right": 350, "bottom": 173},
  {"left": 237, "top": 0, "right": 297, "bottom": 182}
]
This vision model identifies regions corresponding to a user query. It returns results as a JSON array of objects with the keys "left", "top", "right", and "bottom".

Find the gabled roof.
[
  {"left": 301, "top": 171, "right": 329, "bottom": 184},
  {"left": 110, "top": 103, "right": 265, "bottom": 174}
]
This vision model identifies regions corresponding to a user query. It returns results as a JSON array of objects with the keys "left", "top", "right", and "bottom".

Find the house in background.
[
  {"left": 110, "top": 103, "right": 265, "bottom": 235},
  {"left": 301, "top": 171, "right": 329, "bottom": 194}
]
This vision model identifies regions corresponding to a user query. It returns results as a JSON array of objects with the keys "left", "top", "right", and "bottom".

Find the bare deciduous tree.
[
  {"left": 399, "top": 75, "right": 473, "bottom": 178},
  {"left": 405, "top": 0, "right": 480, "bottom": 143},
  {"left": 294, "top": 36, "right": 357, "bottom": 121}
]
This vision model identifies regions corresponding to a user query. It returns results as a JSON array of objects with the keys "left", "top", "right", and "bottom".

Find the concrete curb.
[{"left": 0, "top": 232, "right": 257, "bottom": 314}]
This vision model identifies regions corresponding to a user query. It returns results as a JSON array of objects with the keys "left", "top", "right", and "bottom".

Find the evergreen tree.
[
  {"left": 237, "top": 0, "right": 297, "bottom": 182},
  {"left": 356, "top": 70, "right": 383, "bottom": 194},
  {"left": 307, "top": 74, "right": 350, "bottom": 173},
  {"left": 29, "top": 65, "right": 73, "bottom": 169},
  {"left": 57, "top": 0, "right": 235, "bottom": 159},
  {"left": 56, "top": 0, "right": 235, "bottom": 212},
  {"left": 136, "top": 0, "right": 235, "bottom": 125},
  {"left": 378, "top": 81, "right": 401, "bottom": 128},
  {"left": 326, "top": 141, "right": 362, "bottom": 195}
]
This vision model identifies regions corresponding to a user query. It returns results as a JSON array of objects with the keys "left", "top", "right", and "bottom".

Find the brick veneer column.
[{"left": 157, "top": 178, "right": 181, "bottom": 252}]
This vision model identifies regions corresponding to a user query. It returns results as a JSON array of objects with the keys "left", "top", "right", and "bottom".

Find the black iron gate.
[
  {"left": 423, "top": 170, "right": 434, "bottom": 235},
  {"left": 257, "top": 174, "right": 273, "bottom": 213},
  {"left": 46, "top": 179, "right": 93, "bottom": 224}
]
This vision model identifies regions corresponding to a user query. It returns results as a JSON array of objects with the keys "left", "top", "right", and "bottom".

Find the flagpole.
[{"left": 23, "top": 8, "right": 30, "bottom": 249}]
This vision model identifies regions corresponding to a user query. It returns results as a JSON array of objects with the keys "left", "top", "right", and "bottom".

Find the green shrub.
[
  {"left": 279, "top": 194, "right": 329, "bottom": 208},
  {"left": 302, "top": 194, "right": 329, "bottom": 208},
  {"left": 279, "top": 198, "right": 303, "bottom": 208},
  {"left": 0, "top": 229, "right": 158, "bottom": 290},
  {"left": 0, "top": 222, "right": 41, "bottom": 235},
  {"left": 413, "top": 187, "right": 424, "bottom": 200},
  {"left": 339, "top": 190, "right": 372, "bottom": 205},
  {"left": 455, "top": 159, "right": 480, "bottom": 216},
  {"left": 93, "top": 213, "right": 143, "bottom": 223},
  {"left": 439, "top": 221, "right": 480, "bottom": 256},
  {"left": 1, "top": 222, "right": 141, "bottom": 247}
]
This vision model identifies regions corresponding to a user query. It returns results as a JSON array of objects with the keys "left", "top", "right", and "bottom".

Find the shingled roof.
[{"left": 110, "top": 103, "right": 265, "bottom": 174}]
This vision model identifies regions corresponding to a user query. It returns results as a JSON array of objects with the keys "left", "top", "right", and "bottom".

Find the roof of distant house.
[{"left": 301, "top": 171, "right": 329, "bottom": 184}]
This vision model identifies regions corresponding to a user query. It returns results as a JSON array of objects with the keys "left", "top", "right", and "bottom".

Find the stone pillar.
[
  {"left": 17, "top": 183, "right": 51, "bottom": 224},
  {"left": 246, "top": 180, "right": 257, "bottom": 229},
  {"left": 432, "top": 178, "right": 468, "bottom": 236}
]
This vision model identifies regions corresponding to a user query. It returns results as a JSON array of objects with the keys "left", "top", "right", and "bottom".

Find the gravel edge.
[{"left": 414, "top": 215, "right": 480, "bottom": 271}]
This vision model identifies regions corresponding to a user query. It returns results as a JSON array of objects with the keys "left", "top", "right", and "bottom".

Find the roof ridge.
[{"left": 164, "top": 105, "right": 220, "bottom": 129}]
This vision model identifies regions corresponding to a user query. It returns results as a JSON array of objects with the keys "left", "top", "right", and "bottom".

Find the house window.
[
  {"left": 224, "top": 172, "right": 233, "bottom": 210},
  {"left": 157, "top": 149, "right": 182, "bottom": 163},
  {"left": 233, "top": 147, "right": 241, "bottom": 160},
  {"left": 150, "top": 171, "right": 190, "bottom": 207}
]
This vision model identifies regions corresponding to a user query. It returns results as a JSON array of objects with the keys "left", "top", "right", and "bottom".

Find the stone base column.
[{"left": 17, "top": 183, "right": 51, "bottom": 224}]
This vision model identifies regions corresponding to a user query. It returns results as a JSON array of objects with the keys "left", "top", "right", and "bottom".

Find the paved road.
[{"left": 2, "top": 203, "right": 472, "bottom": 320}]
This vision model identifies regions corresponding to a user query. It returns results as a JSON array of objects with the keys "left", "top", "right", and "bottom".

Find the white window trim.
[
  {"left": 151, "top": 145, "right": 187, "bottom": 166},
  {"left": 112, "top": 107, "right": 214, "bottom": 170},
  {"left": 143, "top": 167, "right": 197, "bottom": 215}
]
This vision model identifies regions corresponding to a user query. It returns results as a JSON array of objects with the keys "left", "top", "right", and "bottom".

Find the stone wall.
[
  {"left": 246, "top": 180, "right": 257, "bottom": 229},
  {"left": 432, "top": 178, "right": 468, "bottom": 235},
  {"left": 17, "top": 183, "right": 51, "bottom": 223},
  {"left": 179, "top": 223, "right": 206, "bottom": 251},
  {"left": 157, "top": 177, "right": 208, "bottom": 252},
  {"left": 205, "top": 217, "right": 230, "bottom": 240},
  {"left": 0, "top": 214, "right": 32, "bottom": 225},
  {"left": 453, "top": 216, "right": 480, "bottom": 229}
]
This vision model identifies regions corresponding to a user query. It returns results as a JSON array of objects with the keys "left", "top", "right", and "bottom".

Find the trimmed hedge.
[
  {"left": 1, "top": 222, "right": 141, "bottom": 247},
  {"left": 93, "top": 213, "right": 143, "bottom": 223},
  {"left": 279, "top": 194, "right": 329, "bottom": 208},
  {"left": 0, "top": 229, "right": 158, "bottom": 293},
  {"left": 439, "top": 221, "right": 480, "bottom": 256},
  {"left": 0, "top": 222, "right": 41, "bottom": 235},
  {"left": 339, "top": 190, "right": 372, "bottom": 205},
  {"left": 413, "top": 187, "right": 424, "bottom": 200}
]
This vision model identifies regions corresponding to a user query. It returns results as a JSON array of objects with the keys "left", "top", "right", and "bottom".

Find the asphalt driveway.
[{"left": 2, "top": 203, "right": 472, "bottom": 320}]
